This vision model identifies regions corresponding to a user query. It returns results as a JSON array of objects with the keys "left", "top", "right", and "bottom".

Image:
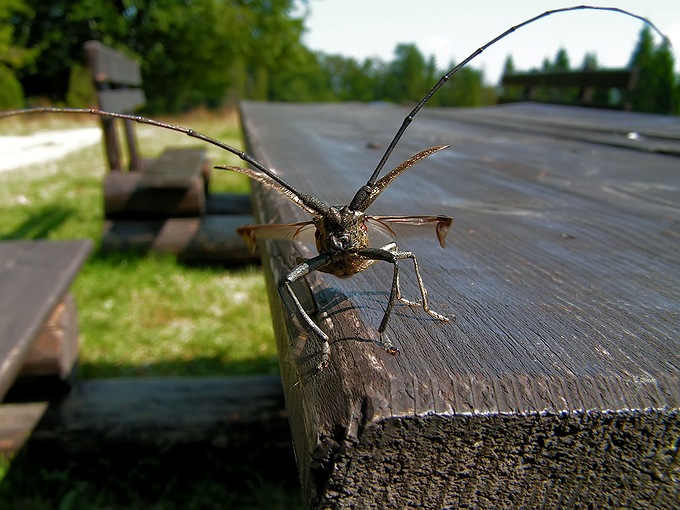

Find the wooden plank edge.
[{"left": 0, "top": 375, "right": 290, "bottom": 458}]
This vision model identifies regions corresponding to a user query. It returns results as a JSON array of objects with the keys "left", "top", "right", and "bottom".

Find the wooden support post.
[{"left": 19, "top": 293, "right": 79, "bottom": 381}]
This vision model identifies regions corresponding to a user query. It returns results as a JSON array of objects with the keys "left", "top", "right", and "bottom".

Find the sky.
[{"left": 302, "top": 1, "right": 680, "bottom": 85}]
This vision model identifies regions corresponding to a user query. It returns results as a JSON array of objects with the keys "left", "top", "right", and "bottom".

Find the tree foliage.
[
  {"left": 6, "top": 1, "right": 496, "bottom": 112},
  {"left": 381, "top": 43, "right": 432, "bottom": 103},
  {"left": 8, "top": 0, "right": 310, "bottom": 112},
  {"left": 0, "top": 0, "right": 37, "bottom": 108},
  {"left": 627, "top": 26, "right": 677, "bottom": 114},
  {"left": 13, "top": 2, "right": 676, "bottom": 115}
]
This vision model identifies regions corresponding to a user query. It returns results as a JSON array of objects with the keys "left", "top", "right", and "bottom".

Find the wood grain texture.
[
  {"left": 239, "top": 101, "right": 680, "bottom": 508},
  {"left": 0, "top": 240, "right": 92, "bottom": 401}
]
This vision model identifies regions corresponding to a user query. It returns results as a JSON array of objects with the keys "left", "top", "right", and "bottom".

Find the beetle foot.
[
  {"left": 379, "top": 333, "right": 400, "bottom": 356},
  {"left": 398, "top": 296, "right": 421, "bottom": 307},
  {"left": 426, "top": 308, "right": 449, "bottom": 322},
  {"left": 399, "top": 297, "right": 449, "bottom": 322},
  {"left": 316, "top": 337, "right": 331, "bottom": 372}
]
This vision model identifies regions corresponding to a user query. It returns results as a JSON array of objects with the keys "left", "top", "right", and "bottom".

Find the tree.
[
  {"left": 531, "top": 47, "right": 576, "bottom": 103},
  {"left": 434, "top": 63, "right": 485, "bottom": 107},
  {"left": 0, "top": 0, "right": 39, "bottom": 107},
  {"left": 9, "top": 1, "right": 124, "bottom": 102},
  {"left": 8, "top": 0, "right": 311, "bottom": 112},
  {"left": 651, "top": 42, "right": 677, "bottom": 114},
  {"left": 500, "top": 54, "right": 523, "bottom": 102},
  {"left": 581, "top": 53, "right": 598, "bottom": 71},
  {"left": 380, "top": 43, "right": 430, "bottom": 103},
  {"left": 627, "top": 26, "right": 677, "bottom": 114},
  {"left": 553, "top": 48, "right": 570, "bottom": 71},
  {"left": 344, "top": 57, "right": 384, "bottom": 102},
  {"left": 269, "top": 47, "right": 334, "bottom": 102},
  {"left": 502, "top": 55, "right": 516, "bottom": 76},
  {"left": 318, "top": 54, "right": 379, "bottom": 101},
  {"left": 238, "top": 0, "right": 309, "bottom": 103},
  {"left": 122, "top": 0, "right": 244, "bottom": 111},
  {"left": 579, "top": 52, "right": 612, "bottom": 107}
]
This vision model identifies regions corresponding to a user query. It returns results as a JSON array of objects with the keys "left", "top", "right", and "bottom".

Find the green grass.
[
  {"left": 0, "top": 451, "right": 302, "bottom": 510},
  {"left": 0, "top": 109, "right": 302, "bottom": 509},
  {"left": 0, "top": 108, "right": 277, "bottom": 377}
]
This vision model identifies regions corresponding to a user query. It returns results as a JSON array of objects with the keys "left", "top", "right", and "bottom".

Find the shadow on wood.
[
  {"left": 101, "top": 213, "right": 259, "bottom": 265},
  {"left": 0, "top": 376, "right": 302, "bottom": 505},
  {"left": 1, "top": 376, "right": 294, "bottom": 470}
]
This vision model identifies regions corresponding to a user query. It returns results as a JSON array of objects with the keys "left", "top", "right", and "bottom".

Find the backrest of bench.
[
  {"left": 84, "top": 40, "right": 146, "bottom": 171},
  {"left": 502, "top": 68, "right": 639, "bottom": 109}
]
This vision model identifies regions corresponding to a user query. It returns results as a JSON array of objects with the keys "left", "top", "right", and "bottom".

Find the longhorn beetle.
[{"left": 0, "top": 6, "right": 668, "bottom": 371}]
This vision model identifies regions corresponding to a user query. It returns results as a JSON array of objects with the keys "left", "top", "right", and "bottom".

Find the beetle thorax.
[{"left": 314, "top": 206, "right": 368, "bottom": 254}]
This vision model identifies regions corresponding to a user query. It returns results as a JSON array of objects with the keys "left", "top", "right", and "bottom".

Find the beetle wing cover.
[
  {"left": 366, "top": 215, "right": 452, "bottom": 248},
  {"left": 216, "top": 165, "right": 319, "bottom": 215},
  {"left": 236, "top": 221, "right": 316, "bottom": 252}
]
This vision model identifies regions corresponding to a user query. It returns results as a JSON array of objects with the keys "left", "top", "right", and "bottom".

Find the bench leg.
[{"left": 20, "top": 293, "right": 79, "bottom": 384}]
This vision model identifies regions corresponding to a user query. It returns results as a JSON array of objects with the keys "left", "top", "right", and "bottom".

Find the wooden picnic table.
[{"left": 239, "top": 101, "right": 679, "bottom": 508}]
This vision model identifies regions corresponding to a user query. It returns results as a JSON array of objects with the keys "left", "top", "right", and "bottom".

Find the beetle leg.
[
  {"left": 355, "top": 248, "right": 402, "bottom": 355},
  {"left": 359, "top": 247, "right": 449, "bottom": 350},
  {"left": 378, "top": 242, "right": 418, "bottom": 310},
  {"left": 282, "top": 254, "right": 333, "bottom": 371},
  {"left": 380, "top": 244, "right": 450, "bottom": 321},
  {"left": 395, "top": 250, "right": 450, "bottom": 322}
]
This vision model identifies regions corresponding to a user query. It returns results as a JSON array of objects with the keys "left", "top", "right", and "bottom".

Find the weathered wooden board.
[
  {"left": 84, "top": 40, "right": 146, "bottom": 173},
  {"left": 444, "top": 102, "right": 680, "bottom": 154},
  {"left": 102, "top": 214, "right": 258, "bottom": 264},
  {"left": 501, "top": 69, "right": 638, "bottom": 108},
  {"left": 0, "top": 240, "right": 92, "bottom": 401},
  {"left": 0, "top": 376, "right": 290, "bottom": 461},
  {"left": 84, "top": 40, "right": 142, "bottom": 87},
  {"left": 103, "top": 147, "right": 209, "bottom": 219},
  {"left": 239, "top": 101, "right": 680, "bottom": 508},
  {"left": 102, "top": 192, "right": 257, "bottom": 263}
]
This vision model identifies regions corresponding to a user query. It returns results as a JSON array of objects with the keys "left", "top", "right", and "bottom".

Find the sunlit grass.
[
  {"left": 75, "top": 255, "right": 276, "bottom": 377},
  {"left": 0, "top": 108, "right": 277, "bottom": 377}
]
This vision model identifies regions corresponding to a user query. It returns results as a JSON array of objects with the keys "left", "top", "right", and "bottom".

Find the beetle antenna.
[
  {"left": 363, "top": 5, "right": 669, "bottom": 190},
  {"left": 0, "top": 106, "right": 329, "bottom": 213}
]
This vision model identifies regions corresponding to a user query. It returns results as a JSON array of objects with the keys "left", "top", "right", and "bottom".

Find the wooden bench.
[
  {"left": 501, "top": 68, "right": 639, "bottom": 110},
  {"left": 0, "top": 240, "right": 92, "bottom": 402},
  {"left": 84, "top": 40, "right": 209, "bottom": 219},
  {"left": 238, "top": 101, "right": 680, "bottom": 508},
  {"left": 84, "top": 41, "right": 257, "bottom": 263}
]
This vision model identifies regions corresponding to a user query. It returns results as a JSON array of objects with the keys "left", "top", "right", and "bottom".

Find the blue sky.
[{"left": 302, "top": 1, "right": 680, "bottom": 84}]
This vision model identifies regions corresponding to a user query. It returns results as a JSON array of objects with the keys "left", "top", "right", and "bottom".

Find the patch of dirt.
[{"left": 0, "top": 128, "right": 101, "bottom": 172}]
